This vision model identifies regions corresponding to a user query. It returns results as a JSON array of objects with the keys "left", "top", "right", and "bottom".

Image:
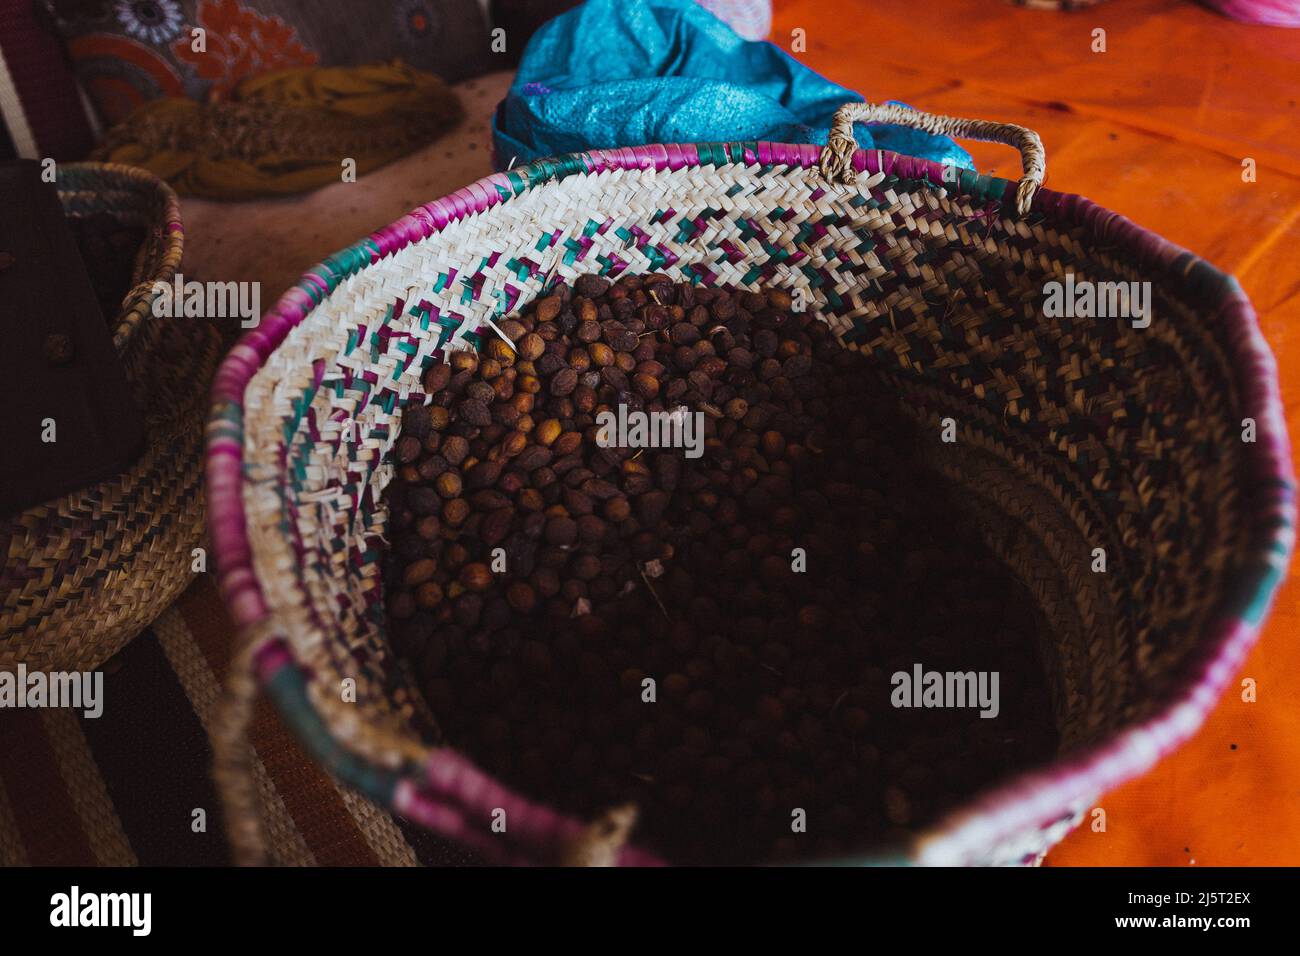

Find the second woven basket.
[{"left": 1, "top": 164, "right": 223, "bottom": 672}]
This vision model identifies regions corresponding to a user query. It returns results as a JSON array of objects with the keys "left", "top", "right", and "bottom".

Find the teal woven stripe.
[{"left": 264, "top": 665, "right": 401, "bottom": 805}]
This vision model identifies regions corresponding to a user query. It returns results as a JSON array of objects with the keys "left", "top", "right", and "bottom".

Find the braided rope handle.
[{"left": 818, "top": 101, "right": 1046, "bottom": 216}]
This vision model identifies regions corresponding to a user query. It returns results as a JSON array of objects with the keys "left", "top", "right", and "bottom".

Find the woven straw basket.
[
  {"left": 1, "top": 163, "right": 219, "bottom": 672},
  {"left": 207, "top": 103, "right": 1295, "bottom": 866}
]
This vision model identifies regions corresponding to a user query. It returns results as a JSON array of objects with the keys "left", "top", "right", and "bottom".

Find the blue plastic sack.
[{"left": 491, "top": 0, "right": 972, "bottom": 172}]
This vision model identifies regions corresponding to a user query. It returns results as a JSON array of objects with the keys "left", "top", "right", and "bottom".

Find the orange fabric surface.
[{"left": 770, "top": 0, "right": 1300, "bottom": 865}]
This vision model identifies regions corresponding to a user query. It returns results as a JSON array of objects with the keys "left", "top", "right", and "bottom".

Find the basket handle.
[{"left": 818, "top": 101, "right": 1046, "bottom": 216}]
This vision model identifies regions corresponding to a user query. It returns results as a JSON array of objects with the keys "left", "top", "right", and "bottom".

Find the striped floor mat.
[{"left": 0, "top": 576, "right": 477, "bottom": 866}]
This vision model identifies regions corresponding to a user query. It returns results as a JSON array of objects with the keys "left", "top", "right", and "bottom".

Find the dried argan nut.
[
  {"left": 601, "top": 366, "right": 628, "bottom": 392},
  {"left": 580, "top": 478, "right": 620, "bottom": 500},
  {"left": 603, "top": 496, "right": 631, "bottom": 522},
  {"left": 396, "top": 434, "right": 421, "bottom": 463},
  {"left": 536, "top": 419, "right": 562, "bottom": 446},
  {"left": 552, "top": 454, "right": 583, "bottom": 475},
  {"left": 517, "top": 332, "right": 545, "bottom": 361},
  {"left": 408, "top": 486, "right": 440, "bottom": 515},
  {"left": 457, "top": 400, "right": 491, "bottom": 427},
  {"left": 553, "top": 432, "right": 583, "bottom": 456},
  {"left": 481, "top": 339, "right": 512, "bottom": 365},
  {"left": 568, "top": 348, "right": 592, "bottom": 372},
  {"left": 545, "top": 515, "right": 578, "bottom": 546},
  {"left": 460, "top": 563, "right": 493, "bottom": 592},
  {"left": 574, "top": 274, "right": 610, "bottom": 298},
  {"left": 441, "top": 435, "right": 469, "bottom": 465},
  {"left": 571, "top": 554, "right": 601, "bottom": 580},
  {"left": 531, "top": 566, "right": 561, "bottom": 597},
  {"left": 449, "top": 351, "right": 478, "bottom": 373},
  {"left": 573, "top": 385, "right": 597, "bottom": 414},
  {"left": 631, "top": 373, "right": 659, "bottom": 399},
  {"left": 550, "top": 367, "right": 578, "bottom": 396},
  {"left": 416, "top": 581, "right": 444, "bottom": 608},
  {"left": 423, "top": 363, "right": 451, "bottom": 392},
  {"left": 506, "top": 581, "right": 537, "bottom": 613},
  {"left": 697, "top": 355, "right": 727, "bottom": 377},
  {"left": 576, "top": 514, "right": 607, "bottom": 543},
  {"left": 403, "top": 558, "right": 437, "bottom": 586},
  {"left": 434, "top": 471, "right": 463, "bottom": 499},
  {"left": 501, "top": 431, "right": 528, "bottom": 458},
  {"left": 466, "top": 460, "right": 503, "bottom": 490},
  {"left": 480, "top": 507, "right": 515, "bottom": 546},
  {"left": 637, "top": 490, "right": 670, "bottom": 526},
  {"left": 589, "top": 342, "right": 615, "bottom": 367},
  {"left": 622, "top": 473, "right": 654, "bottom": 497},
  {"left": 767, "top": 289, "right": 794, "bottom": 310},
  {"left": 429, "top": 406, "right": 451, "bottom": 430},
  {"left": 563, "top": 489, "right": 594, "bottom": 516},
  {"left": 608, "top": 330, "right": 638, "bottom": 352},
  {"left": 760, "top": 430, "right": 785, "bottom": 458},
  {"left": 514, "top": 445, "right": 553, "bottom": 471},
  {"left": 534, "top": 295, "right": 563, "bottom": 322},
  {"left": 442, "top": 498, "right": 470, "bottom": 526}
]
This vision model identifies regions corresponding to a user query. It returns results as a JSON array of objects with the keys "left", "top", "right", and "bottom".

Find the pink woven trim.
[
  {"left": 391, "top": 753, "right": 665, "bottom": 866},
  {"left": 205, "top": 141, "right": 1294, "bottom": 863}
]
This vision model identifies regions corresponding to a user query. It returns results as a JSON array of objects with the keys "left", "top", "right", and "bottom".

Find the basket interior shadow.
[{"left": 223, "top": 142, "right": 1291, "bottom": 866}]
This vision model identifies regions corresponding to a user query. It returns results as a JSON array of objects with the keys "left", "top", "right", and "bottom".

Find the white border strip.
[{"left": 0, "top": 38, "right": 37, "bottom": 158}]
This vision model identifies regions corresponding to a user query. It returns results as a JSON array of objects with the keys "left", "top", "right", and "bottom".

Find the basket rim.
[
  {"left": 57, "top": 161, "right": 185, "bottom": 357},
  {"left": 206, "top": 139, "right": 1297, "bottom": 865}
]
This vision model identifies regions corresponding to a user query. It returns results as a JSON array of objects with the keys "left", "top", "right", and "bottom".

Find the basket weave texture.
[
  {"left": 1, "top": 163, "right": 221, "bottom": 672},
  {"left": 206, "top": 130, "right": 1294, "bottom": 865}
]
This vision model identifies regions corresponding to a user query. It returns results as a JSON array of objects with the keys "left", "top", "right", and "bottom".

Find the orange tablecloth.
[{"left": 772, "top": 0, "right": 1300, "bottom": 865}]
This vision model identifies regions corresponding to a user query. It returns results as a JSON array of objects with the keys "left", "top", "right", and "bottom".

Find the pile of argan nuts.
[{"left": 383, "top": 274, "right": 1057, "bottom": 864}]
